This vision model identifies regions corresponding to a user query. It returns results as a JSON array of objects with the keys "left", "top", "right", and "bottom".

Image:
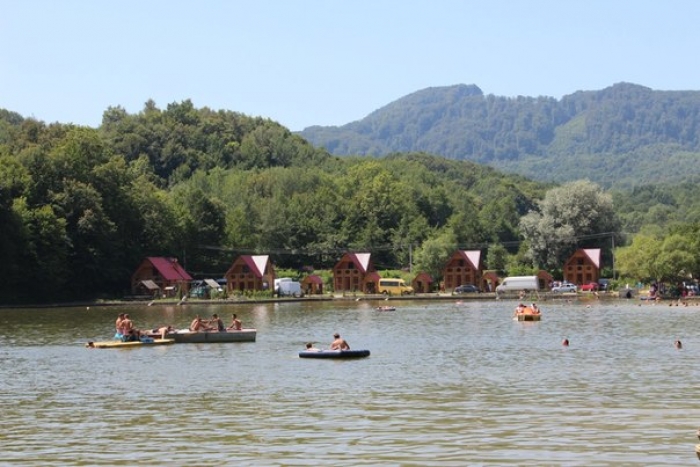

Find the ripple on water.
[{"left": 0, "top": 300, "right": 699, "bottom": 465}]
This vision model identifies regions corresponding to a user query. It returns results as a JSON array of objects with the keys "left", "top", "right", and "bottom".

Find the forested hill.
[
  {"left": 298, "top": 83, "right": 700, "bottom": 188},
  {"left": 0, "top": 102, "right": 549, "bottom": 303}
]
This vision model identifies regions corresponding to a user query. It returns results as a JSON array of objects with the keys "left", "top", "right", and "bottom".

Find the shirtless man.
[
  {"left": 121, "top": 314, "right": 141, "bottom": 341},
  {"left": 189, "top": 315, "right": 207, "bottom": 332},
  {"left": 115, "top": 313, "right": 125, "bottom": 338},
  {"left": 330, "top": 333, "right": 350, "bottom": 350},
  {"left": 153, "top": 325, "right": 174, "bottom": 339},
  {"left": 227, "top": 314, "right": 242, "bottom": 331}
]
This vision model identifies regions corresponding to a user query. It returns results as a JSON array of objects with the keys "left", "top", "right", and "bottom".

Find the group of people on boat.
[
  {"left": 305, "top": 332, "right": 350, "bottom": 352},
  {"left": 115, "top": 313, "right": 150, "bottom": 341},
  {"left": 513, "top": 303, "right": 541, "bottom": 317},
  {"left": 113, "top": 312, "right": 245, "bottom": 341},
  {"left": 188, "top": 313, "right": 242, "bottom": 332}
]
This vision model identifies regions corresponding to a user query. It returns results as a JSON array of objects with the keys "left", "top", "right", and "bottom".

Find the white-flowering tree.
[{"left": 519, "top": 180, "right": 620, "bottom": 269}]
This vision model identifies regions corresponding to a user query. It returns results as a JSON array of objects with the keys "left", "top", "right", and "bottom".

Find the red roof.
[
  {"left": 582, "top": 249, "right": 601, "bottom": 269},
  {"left": 454, "top": 250, "right": 482, "bottom": 270},
  {"left": 365, "top": 272, "right": 381, "bottom": 282},
  {"left": 147, "top": 257, "right": 192, "bottom": 281},
  {"left": 413, "top": 272, "right": 434, "bottom": 283},
  {"left": 240, "top": 255, "right": 269, "bottom": 278},
  {"left": 302, "top": 275, "right": 324, "bottom": 285},
  {"left": 336, "top": 252, "right": 373, "bottom": 273}
]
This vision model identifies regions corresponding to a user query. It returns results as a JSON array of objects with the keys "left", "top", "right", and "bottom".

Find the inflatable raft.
[
  {"left": 299, "top": 349, "right": 371, "bottom": 359},
  {"left": 86, "top": 338, "right": 175, "bottom": 349}
]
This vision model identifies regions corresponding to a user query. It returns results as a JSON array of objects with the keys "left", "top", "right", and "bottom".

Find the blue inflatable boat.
[{"left": 298, "top": 349, "right": 371, "bottom": 359}]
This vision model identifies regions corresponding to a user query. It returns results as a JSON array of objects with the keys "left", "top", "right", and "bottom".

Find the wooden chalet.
[
  {"left": 332, "top": 252, "right": 376, "bottom": 293},
  {"left": 225, "top": 255, "right": 275, "bottom": 293},
  {"left": 482, "top": 271, "right": 500, "bottom": 292},
  {"left": 412, "top": 272, "right": 434, "bottom": 293},
  {"left": 301, "top": 274, "right": 324, "bottom": 295},
  {"left": 536, "top": 270, "right": 554, "bottom": 290},
  {"left": 131, "top": 257, "right": 192, "bottom": 297},
  {"left": 563, "top": 248, "right": 601, "bottom": 286},
  {"left": 442, "top": 250, "right": 484, "bottom": 291}
]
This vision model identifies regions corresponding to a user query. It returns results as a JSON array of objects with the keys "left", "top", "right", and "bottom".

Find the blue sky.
[{"left": 2, "top": 0, "right": 699, "bottom": 131}]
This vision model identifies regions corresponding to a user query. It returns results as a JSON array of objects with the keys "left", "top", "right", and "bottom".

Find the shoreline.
[{"left": 1, "top": 290, "right": 687, "bottom": 309}]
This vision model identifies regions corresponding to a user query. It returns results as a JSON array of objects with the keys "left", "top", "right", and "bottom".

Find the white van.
[
  {"left": 274, "top": 278, "right": 303, "bottom": 297},
  {"left": 495, "top": 276, "right": 539, "bottom": 293}
]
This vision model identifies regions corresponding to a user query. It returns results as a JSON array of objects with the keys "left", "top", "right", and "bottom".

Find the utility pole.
[{"left": 611, "top": 235, "right": 615, "bottom": 279}]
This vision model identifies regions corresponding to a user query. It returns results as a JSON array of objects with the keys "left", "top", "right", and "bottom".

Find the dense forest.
[
  {"left": 2, "top": 99, "right": 700, "bottom": 304},
  {"left": 298, "top": 83, "right": 700, "bottom": 189}
]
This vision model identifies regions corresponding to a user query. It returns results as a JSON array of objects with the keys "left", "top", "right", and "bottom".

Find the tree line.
[{"left": 0, "top": 101, "right": 697, "bottom": 303}]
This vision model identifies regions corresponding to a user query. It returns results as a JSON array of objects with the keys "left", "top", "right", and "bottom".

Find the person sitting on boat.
[
  {"left": 206, "top": 313, "right": 225, "bottom": 332},
  {"left": 189, "top": 315, "right": 207, "bottom": 332},
  {"left": 530, "top": 303, "right": 541, "bottom": 314},
  {"left": 115, "top": 313, "right": 125, "bottom": 339},
  {"left": 227, "top": 314, "right": 242, "bottom": 331},
  {"left": 330, "top": 333, "right": 350, "bottom": 351},
  {"left": 305, "top": 342, "right": 320, "bottom": 351},
  {"left": 121, "top": 314, "right": 142, "bottom": 341},
  {"left": 513, "top": 303, "right": 526, "bottom": 317}
]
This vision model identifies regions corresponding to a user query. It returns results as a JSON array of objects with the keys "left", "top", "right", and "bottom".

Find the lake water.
[{"left": 1, "top": 297, "right": 699, "bottom": 466}]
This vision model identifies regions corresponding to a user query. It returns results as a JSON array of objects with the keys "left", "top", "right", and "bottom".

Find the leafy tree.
[
  {"left": 615, "top": 234, "right": 667, "bottom": 283},
  {"left": 485, "top": 243, "right": 509, "bottom": 272},
  {"left": 519, "top": 180, "right": 620, "bottom": 268},
  {"left": 413, "top": 230, "right": 457, "bottom": 281},
  {"left": 12, "top": 199, "right": 69, "bottom": 299}
]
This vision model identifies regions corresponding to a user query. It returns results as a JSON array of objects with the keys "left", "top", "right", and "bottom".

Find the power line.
[{"left": 197, "top": 231, "right": 622, "bottom": 257}]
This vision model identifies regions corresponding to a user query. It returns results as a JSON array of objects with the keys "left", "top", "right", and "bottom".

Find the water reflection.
[{"left": 0, "top": 299, "right": 699, "bottom": 465}]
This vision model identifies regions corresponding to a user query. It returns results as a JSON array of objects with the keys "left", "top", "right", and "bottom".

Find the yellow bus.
[{"left": 378, "top": 278, "right": 414, "bottom": 295}]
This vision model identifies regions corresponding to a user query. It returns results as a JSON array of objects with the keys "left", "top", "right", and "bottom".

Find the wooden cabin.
[
  {"left": 332, "top": 252, "right": 376, "bottom": 293},
  {"left": 442, "top": 250, "right": 483, "bottom": 291},
  {"left": 536, "top": 270, "right": 554, "bottom": 290},
  {"left": 412, "top": 272, "right": 434, "bottom": 293},
  {"left": 301, "top": 274, "right": 324, "bottom": 295},
  {"left": 563, "top": 248, "right": 601, "bottom": 286},
  {"left": 225, "top": 255, "right": 275, "bottom": 293},
  {"left": 482, "top": 271, "right": 500, "bottom": 292},
  {"left": 131, "top": 257, "right": 192, "bottom": 297}
]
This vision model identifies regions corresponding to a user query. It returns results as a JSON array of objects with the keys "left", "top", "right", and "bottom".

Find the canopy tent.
[
  {"left": 204, "top": 279, "right": 222, "bottom": 290},
  {"left": 141, "top": 280, "right": 160, "bottom": 291}
]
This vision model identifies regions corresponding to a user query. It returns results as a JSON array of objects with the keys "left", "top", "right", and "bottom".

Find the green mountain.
[{"left": 298, "top": 83, "right": 700, "bottom": 189}]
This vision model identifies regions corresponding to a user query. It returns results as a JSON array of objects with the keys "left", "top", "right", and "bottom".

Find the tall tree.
[{"left": 519, "top": 180, "right": 620, "bottom": 268}]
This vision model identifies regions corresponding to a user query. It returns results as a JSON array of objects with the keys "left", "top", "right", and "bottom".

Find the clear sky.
[{"left": 2, "top": 0, "right": 699, "bottom": 131}]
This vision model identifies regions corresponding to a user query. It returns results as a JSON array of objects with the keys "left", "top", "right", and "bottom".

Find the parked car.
[
  {"left": 580, "top": 282, "right": 599, "bottom": 292},
  {"left": 454, "top": 284, "right": 481, "bottom": 294},
  {"left": 551, "top": 282, "right": 577, "bottom": 293}
]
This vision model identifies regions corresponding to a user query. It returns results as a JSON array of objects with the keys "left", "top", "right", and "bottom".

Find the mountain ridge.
[{"left": 298, "top": 83, "right": 700, "bottom": 188}]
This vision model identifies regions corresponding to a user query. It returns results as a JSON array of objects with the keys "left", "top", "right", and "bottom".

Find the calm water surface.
[{"left": 1, "top": 298, "right": 699, "bottom": 466}]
